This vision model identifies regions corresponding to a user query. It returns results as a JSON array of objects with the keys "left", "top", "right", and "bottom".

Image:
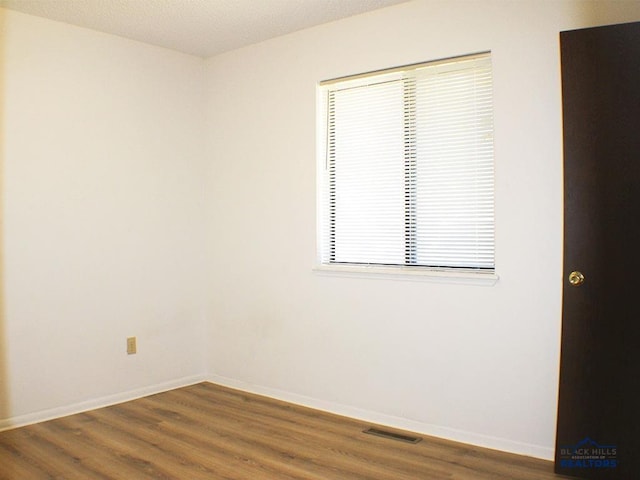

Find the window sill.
[{"left": 313, "top": 264, "right": 499, "bottom": 286}]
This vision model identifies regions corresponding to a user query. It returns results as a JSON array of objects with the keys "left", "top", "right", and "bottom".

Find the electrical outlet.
[{"left": 127, "top": 337, "right": 137, "bottom": 355}]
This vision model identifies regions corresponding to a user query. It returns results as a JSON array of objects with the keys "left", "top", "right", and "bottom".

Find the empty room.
[{"left": 1, "top": 0, "right": 639, "bottom": 478}]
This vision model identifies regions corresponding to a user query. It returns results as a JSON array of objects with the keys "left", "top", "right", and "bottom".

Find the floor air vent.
[{"left": 362, "top": 427, "right": 422, "bottom": 444}]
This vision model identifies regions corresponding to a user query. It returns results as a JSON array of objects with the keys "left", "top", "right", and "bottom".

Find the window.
[{"left": 317, "top": 53, "right": 495, "bottom": 274}]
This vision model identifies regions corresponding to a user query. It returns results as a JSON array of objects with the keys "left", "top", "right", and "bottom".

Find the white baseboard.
[
  {"left": 0, "top": 372, "right": 555, "bottom": 461},
  {"left": 0, "top": 374, "right": 207, "bottom": 432},
  {"left": 206, "top": 373, "right": 554, "bottom": 461}
]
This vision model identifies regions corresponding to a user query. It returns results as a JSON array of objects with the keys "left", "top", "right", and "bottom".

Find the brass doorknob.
[{"left": 569, "top": 271, "right": 584, "bottom": 286}]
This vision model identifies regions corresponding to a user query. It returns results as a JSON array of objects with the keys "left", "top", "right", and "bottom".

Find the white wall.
[
  {"left": 0, "top": 9, "right": 208, "bottom": 426},
  {"left": 204, "top": 0, "right": 640, "bottom": 459}
]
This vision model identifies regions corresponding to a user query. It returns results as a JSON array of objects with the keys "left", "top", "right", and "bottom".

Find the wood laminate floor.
[{"left": 0, "top": 382, "right": 573, "bottom": 479}]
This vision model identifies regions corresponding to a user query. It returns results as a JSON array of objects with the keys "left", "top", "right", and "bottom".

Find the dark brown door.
[{"left": 556, "top": 22, "right": 640, "bottom": 479}]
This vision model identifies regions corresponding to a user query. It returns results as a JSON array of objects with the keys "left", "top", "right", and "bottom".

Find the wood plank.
[{"left": 0, "top": 382, "right": 572, "bottom": 480}]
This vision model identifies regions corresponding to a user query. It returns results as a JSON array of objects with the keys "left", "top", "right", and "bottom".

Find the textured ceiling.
[{"left": 0, "top": 0, "right": 409, "bottom": 57}]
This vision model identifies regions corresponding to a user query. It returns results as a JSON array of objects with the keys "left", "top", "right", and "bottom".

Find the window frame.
[{"left": 315, "top": 53, "right": 497, "bottom": 282}]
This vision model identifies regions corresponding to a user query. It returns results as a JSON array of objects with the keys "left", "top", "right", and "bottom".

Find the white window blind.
[{"left": 318, "top": 53, "right": 495, "bottom": 272}]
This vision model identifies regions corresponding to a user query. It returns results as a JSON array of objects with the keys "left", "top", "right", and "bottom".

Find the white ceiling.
[{"left": 0, "top": 0, "right": 409, "bottom": 57}]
